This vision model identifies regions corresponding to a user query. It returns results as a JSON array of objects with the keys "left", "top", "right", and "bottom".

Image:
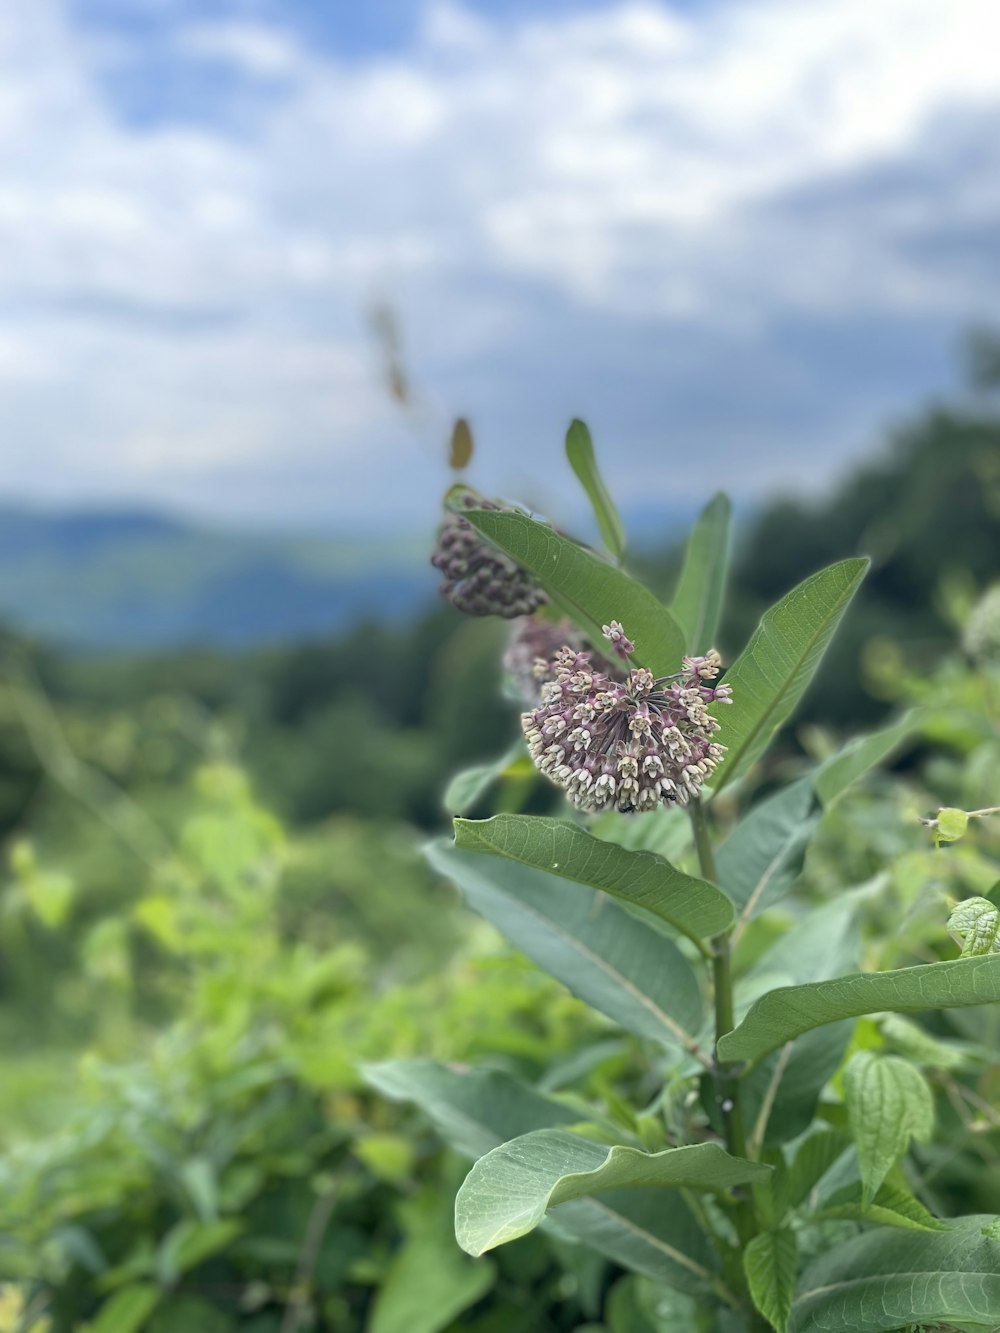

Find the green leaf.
[
  {"left": 877, "top": 1012, "right": 966, "bottom": 1070},
  {"left": 815, "top": 1180, "right": 947, "bottom": 1231},
  {"left": 91, "top": 1284, "right": 162, "bottom": 1333},
  {"left": 156, "top": 1219, "right": 242, "bottom": 1283},
  {"left": 669, "top": 493, "right": 731, "bottom": 656},
  {"left": 813, "top": 710, "right": 920, "bottom": 807},
  {"left": 718, "top": 954, "right": 1000, "bottom": 1066},
  {"left": 776, "top": 1129, "right": 852, "bottom": 1216},
  {"left": 455, "top": 1129, "right": 769, "bottom": 1255},
  {"left": 427, "top": 839, "right": 706, "bottom": 1056},
  {"left": 950, "top": 896, "right": 1000, "bottom": 956},
  {"left": 789, "top": 1218, "right": 1000, "bottom": 1333},
  {"left": 717, "top": 777, "right": 818, "bottom": 925},
  {"left": 740, "top": 1023, "right": 852, "bottom": 1151},
  {"left": 565, "top": 419, "right": 626, "bottom": 561},
  {"left": 843, "top": 1051, "right": 934, "bottom": 1203},
  {"left": 458, "top": 505, "right": 685, "bottom": 676},
  {"left": 362, "top": 1058, "right": 719, "bottom": 1294},
  {"left": 709, "top": 558, "right": 869, "bottom": 791},
  {"left": 453, "top": 815, "right": 734, "bottom": 943},
  {"left": 937, "top": 806, "right": 971, "bottom": 841},
  {"left": 361, "top": 1059, "right": 581, "bottom": 1161},
  {"left": 744, "top": 1229, "right": 797, "bottom": 1333},
  {"left": 443, "top": 741, "right": 525, "bottom": 816},
  {"left": 369, "top": 1191, "right": 495, "bottom": 1333}
]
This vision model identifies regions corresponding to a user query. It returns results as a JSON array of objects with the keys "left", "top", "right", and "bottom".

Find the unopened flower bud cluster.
[
  {"left": 522, "top": 624, "right": 732, "bottom": 812},
  {"left": 431, "top": 497, "right": 547, "bottom": 618}
]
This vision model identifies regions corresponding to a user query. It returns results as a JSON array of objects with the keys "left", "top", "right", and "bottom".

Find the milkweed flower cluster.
[
  {"left": 522, "top": 624, "right": 732, "bottom": 812},
  {"left": 503, "top": 617, "right": 622, "bottom": 706},
  {"left": 431, "top": 497, "right": 546, "bottom": 618}
]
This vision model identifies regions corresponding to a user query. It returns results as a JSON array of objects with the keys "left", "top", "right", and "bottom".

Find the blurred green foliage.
[{"left": 0, "top": 356, "right": 997, "bottom": 1329}]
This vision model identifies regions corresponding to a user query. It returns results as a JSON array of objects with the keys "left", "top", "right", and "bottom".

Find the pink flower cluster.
[{"left": 522, "top": 624, "right": 732, "bottom": 813}]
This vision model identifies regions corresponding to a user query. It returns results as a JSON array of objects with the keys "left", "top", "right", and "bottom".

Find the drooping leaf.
[
  {"left": 361, "top": 1059, "right": 581, "bottom": 1161},
  {"left": 427, "top": 840, "right": 706, "bottom": 1057},
  {"left": 565, "top": 419, "right": 626, "bottom": 561},
  {"left": 709, "top": 559, "right": 869, "bottom": 791},
  {"left": 363, "top": 1059, "right": 720, "bottom": 1294},
  {"left": 443, "top": 741, "right": 526, "bottom": 816},
  {"left": 877, "top": 1012, "right": 966, "bottom": 1070},
  {"left": 815, "top": 1180, "right": 947, "bottom": 1231},
  {"left": 457, "top": 504, "right": 685, "bottom": 676},
  {"left": 789, "top": 1218, "right": 1000, "bottom": 1333},
  {"left": 453, "top": 815, "right": 734, "bottom": 942},
  {"left": 813, "top": 710, "right": 920, "bottom": 807},
  {"left": 744, "top": 1229, "right": 797, "bottom": 1333},
  {"left": 717, "top": 777, "right": 818, "bottom": 927},
  {"left": 950, "top": 896, "right": 1000, "bottom": 956},
  {"left": 843, "top": 1051, "right": 934, "bottom": 1203},
  {"left": 718, "top": 954, "right": 1000, "bottom": 1066},
  {"left": 455, "top": 1130, "right": 769, "bottom": 1255},
  {"left": 669, "top": 493, "right": 732, "bottom": 656}
]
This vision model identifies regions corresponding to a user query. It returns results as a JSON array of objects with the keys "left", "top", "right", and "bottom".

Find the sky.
[{"left": 1, "top": 0, "right": 998, "bottom": 532}]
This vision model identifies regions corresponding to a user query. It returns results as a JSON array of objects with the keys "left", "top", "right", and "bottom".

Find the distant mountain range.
[
  {"left": 0, "top": 507, "right": 437, "bottom": 649},
  {"left": 0, "top": 501, "right": 701, "bottom": 650}
]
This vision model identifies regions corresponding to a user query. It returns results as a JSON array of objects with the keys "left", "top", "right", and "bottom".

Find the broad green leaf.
[
  {"left": 362, "top": 1058, "right": 719, "bottom": 1293},
  {"left": 776, "top": 1129, "right": 852, "bottom": 1216},
  {"left": 816, "top": 1180, "right": 946, "bottom": 1231},
  {"left": 427, "top": 840, "right": 705, "bottom": 1056},
  {"left": 742, "top": 893, "right": 862, "bottom": 991},
  {"left": 369, "top": 1191, "right": 494, "bottom": 1333},
  {"left": 950, "top": 896, "right": 1000, "bottom": 956},
  {"left": 455, "top": 1129, "right": 769, "bottom": 1255},
  {"left": 458, "top": 505, "right": 685, "bottom": 676},
  {"left": 91, "top": 1284, "right": 162, "bottom": 1333},
  {"left": 669, "top": 493, "right": 731, "bottom": 655},
  {"left": 789, "top": 1218, "right": 1000, "bottom": 1333},
  {"left": 718, "top": 777, "right": 818, "bottom": 927},
  {"left": 843, "top": 1051, "right": 934, "bottom": 1203},
  {"left": 565, "top": 419, "right": 626, "bottom": 561},
  {"left": 443, "top": 741, "right": 525, "bottom": 816},
  {"left": 740, "top": 1023, "right": 852, "bottom": 1150},
  {"left": 361, "top": 1059, "right": 580, "bottom": 1161},
  {"left": 709, "top": 558, "right": 869, "bottom": 791},
  {"left": 813, "top": 710, "right": 920, "bottom": 807},
  {"left": 453, "top": 815, "right": 734, "bottom": 942},
  {"left": 744, "top": 1229, "right": 797, "bottom": 1333},
  {"left": 718, "top": 954, "right": 1000, "bottom": 1066}
]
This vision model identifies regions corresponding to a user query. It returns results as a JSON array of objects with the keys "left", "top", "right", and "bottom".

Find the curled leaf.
[{"left": 949, "top": 896, "right": 1000, "bottom": 957}]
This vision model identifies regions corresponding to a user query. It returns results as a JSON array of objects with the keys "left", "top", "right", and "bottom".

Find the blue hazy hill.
[
  {"left": 0, "top": 501, "right": 701, "bottom": 649},
  {"left": 0, "top": 507, "right": 437, "bottom": 649}
]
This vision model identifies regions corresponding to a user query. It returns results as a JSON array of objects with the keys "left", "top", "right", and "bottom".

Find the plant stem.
[{"left": 690, "top": 796, "right": 765, "bottom": 1330}]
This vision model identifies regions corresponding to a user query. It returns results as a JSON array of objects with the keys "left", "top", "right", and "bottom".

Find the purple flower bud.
[
  {"left": 431, "top": 497, "right": 547, "bottom": 619},
  {"left": 602, "top": 621, "right": 635, "bottom": 660}
]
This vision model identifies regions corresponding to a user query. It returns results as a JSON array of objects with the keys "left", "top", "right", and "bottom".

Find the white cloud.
[{"left": 0, "top": 0, "right": 998, "bottom": 523}]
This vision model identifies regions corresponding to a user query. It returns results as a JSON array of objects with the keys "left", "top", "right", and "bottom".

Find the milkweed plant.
[{"left": 367, "top": 421, "right": 1000, "bottom": 1333}]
